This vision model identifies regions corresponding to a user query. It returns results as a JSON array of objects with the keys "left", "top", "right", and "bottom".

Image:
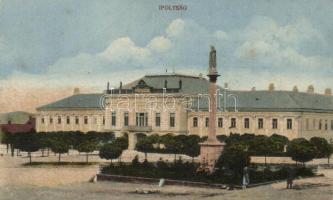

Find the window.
[
  {"left": 325, "top": 120, "right": 328, "bottom": 130},
  {"left": 287, "top": 119, "right": 293, "bottom": 130},
  {"left": 218, "top": 118, "right": 223, "bottom": 128},
  {"left": 57, "top": 116, "right": 61, "bottom": 124},
  {"left": 272, "top": 118, "right": 278, "bottom": 129},
  {"left": 124, "top": 112, "right": 129, "bottom": 126},
  {"left": 103, "top": 116, "right": 105, "bottom": 125},
  {"left": 136, "top": 113, "right": 148, "bottom": 127},
  {"left": 306, "top": 118, "right": 309, "bottom": 130},
  {"left": 49, "top": 117, "right": 53, "bottom": 124},
  {"left": 230, "top": 118, "right": 236, "bottom": 128},
  {"left": 155, "top": 113, "right": 161, "bottom": 127},
  {"left": 205, "top": 117, "right": 209, "bottom": 128},
  {"left": 258, "top": 118, "right": 264, "bottom": 129},
  {"left": 169, "top": 113, "right": 175, "bottom": 127},
  {"left": 112, "top": 112, "right": 116, "bottom": 126},
  {"left": 193, "top": 117, "right": 198, "bottom": 127},
  {"left": 319, "top": 120, "right": 322, "bottom": 130},
  {"left": 331, "top": 120, "right": 333, "bottom": 130},
  {"left": 66, "top": 116, "right": 70, "bottom": 124},
  {"left": 75, "top": 116, "right": 79, "bottom": 125},
  {"left": 244, "top": 118, "right": 250, "bottom": 129},
  {"left": 41, "top": 117, "right": 45, "bottom": 124},
  {"left": 84, "top": 116, "right": 88, "bottom": 125},
  {"left": 313, "top": 119, "right": 316, "bottom": 130}
]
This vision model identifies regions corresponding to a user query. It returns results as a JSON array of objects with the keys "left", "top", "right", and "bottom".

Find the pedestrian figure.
[
  {"left": 286, "top": 166, "right": 295, "bottom": 189},
  {"left": 242, "top": 166, "right": 250, "bottom": 190}
]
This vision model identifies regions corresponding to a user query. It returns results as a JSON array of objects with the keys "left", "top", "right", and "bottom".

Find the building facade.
[{"left": 36, "top": 73, "right": 333, "bottom": 149}]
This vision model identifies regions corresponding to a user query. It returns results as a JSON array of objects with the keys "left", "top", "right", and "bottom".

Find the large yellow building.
[{"left": 36, "top": 72, "right": 333, "bottom": 149}]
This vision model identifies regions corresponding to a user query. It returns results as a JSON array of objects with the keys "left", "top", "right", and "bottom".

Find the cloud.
[
  {"left": 147, "top": 36, "right": 172, "bottom": 53},
  {"left": 235, "top": 16, "right": 331, "bottom": 69},
  {"left": 166, "top": 19, "right": 186, "bottom": 37},
  {"left": 214, "top": 30, "right": 228, "bottom": 40},
  {"left": 99, "top": 37, "right": 152, "bottom": 65}
]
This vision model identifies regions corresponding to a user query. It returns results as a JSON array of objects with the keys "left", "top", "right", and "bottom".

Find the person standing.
[
  {"left": 242, "top": 166, "right": 250, "bottom": 189},
  {"left": 286, "top": 166, "right": 295, "bottom": 189}
]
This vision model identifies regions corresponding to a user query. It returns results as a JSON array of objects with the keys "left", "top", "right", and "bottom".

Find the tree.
[
  {"left": 183, "top": 135, "right": 200, "bottom": 162},
  {"left": 135, "top": 137, "right": 154, "bottom": 161},
  {"left": 49, "top": 138, "right": 70, "bottom": 164},
  {"left": 114, "top": 136, "right": 128, "bottom": 150},
  {"left": 99, "top": 143, "right": 123, "bottom": 165},
  {"left": 270, "top": 134, "right": 289, "bottom": 152},
  {"left": 310, "top": 137, "right": 333, "bottom": 164},
  {"left": 38, "top": 133, "right": 51, "bottom": 157},
  {"left": 77, "top": 140, "right": 98, "bottom": 163},
  {"left": 164, "top": 136, "right": 182, "bottom": 161},
  {"left": 1, "top": 131, "right": 11, "bottom": 154},
  {"left": 287, "top": 138, "right": 317, "bottom": 166},
  {"left": 216, "top": 143, "right": 250, "bottom": 174},
  {"left": 249, "top": 136, "right": 275, "bottom": 166},
  {"left": 16, "top": 131, "right": 40, "bottom": 164}
]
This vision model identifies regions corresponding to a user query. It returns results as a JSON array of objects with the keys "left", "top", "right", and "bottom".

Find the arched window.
[
  {"left": 287, "top": 119, "right": 293, "bottom": 130},
  {"left": 193, "top": 117, "right": 198, "bottom": 127},
  {"left": 75, "top": 116, "right": 79, "bottom": 125},
  {"left": 205, "top": 117, "right": 209, "bottom": 127},
  {"left": 84, "top": 116, "right": 88, "bottom": 125}
]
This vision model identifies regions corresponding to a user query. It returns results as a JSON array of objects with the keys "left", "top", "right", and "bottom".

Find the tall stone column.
[
  {"left": 128, "top": 133, "right": 137, "bottom": 150},
  {"left": 199, "top": 46, "right": 225, "bottom": 173}
]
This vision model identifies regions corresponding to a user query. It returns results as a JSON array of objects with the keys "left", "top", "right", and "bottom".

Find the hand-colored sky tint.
[{"left": 0, "top": 0, "right": 332, "bottom": 113}]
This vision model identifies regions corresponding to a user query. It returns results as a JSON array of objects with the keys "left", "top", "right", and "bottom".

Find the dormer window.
[{"left": 138, "top": 80, "right": 146, "bottom": 88}]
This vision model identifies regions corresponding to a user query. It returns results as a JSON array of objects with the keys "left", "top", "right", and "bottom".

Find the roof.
[
  {"left": 0, "top": 111, "right": 33, "bottom": 124},
  {"left": 37, "top": 93, "right": 103, "bottom": 111},
  {"left": 123, "top": 73, "right": 210, "bottom": 94},
  {"left": 1, "top": 118, "right": 36, "bottom": 134},
  {"left": 36, "top": 73, "right": 333, "bottom": 113},
  {"left": 193, "top": 90, "right": 333, "bottom": 113}
]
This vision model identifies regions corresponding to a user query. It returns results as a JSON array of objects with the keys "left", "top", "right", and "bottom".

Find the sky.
[{"left": 0, "top": 0, "right": 332, "bottom": 113}]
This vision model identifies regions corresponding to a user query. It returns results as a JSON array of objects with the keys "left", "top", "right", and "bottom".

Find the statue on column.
[
  {"left": 209, "top": 46, "right": 218, "bottom": 75},
  {"left": 199, "top": 46, "right": 225, "bottom": 173}
]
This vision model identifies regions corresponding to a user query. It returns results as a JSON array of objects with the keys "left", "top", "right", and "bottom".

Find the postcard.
[{"left": 1, "top": 1, "right": 332, "bottom": 199}]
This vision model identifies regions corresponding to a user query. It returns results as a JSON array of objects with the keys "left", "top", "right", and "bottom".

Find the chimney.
[
  {"left": 119, "top": 81, "right": 123, "bottom": 94},
  {"left": 251, "top": 87, "right": 256, "bottom": 91},
  {"left": 307, "top": 85, "right": 314, "bottom": 94},
  {"left": 268, "top": 83, "right": 275, "bottom": 91},
  {"left": 325, "top": 88, "right": 332, "bottom": 96},
  {"left": 73, "top": 88, "right": 80, "bottom": 95},
  {"left": 179, "top": 80, "right": 182, "bottom": 89},
  {"left": 292, "top": 86, "right": 298, "bottom": 92}
]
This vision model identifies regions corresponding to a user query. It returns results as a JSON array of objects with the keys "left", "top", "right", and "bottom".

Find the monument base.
[{"left": 199, "top": 140, "right": 225, "bottom": 173}]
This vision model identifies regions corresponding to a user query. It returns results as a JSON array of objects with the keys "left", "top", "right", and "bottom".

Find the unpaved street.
[{"left": 1, "top": 155, "right": 333, "bottom": 200}]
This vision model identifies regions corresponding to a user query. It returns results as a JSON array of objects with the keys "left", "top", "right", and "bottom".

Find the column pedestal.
[{"left": 199, "top": 140, "right": 225, "bottom": 173}]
